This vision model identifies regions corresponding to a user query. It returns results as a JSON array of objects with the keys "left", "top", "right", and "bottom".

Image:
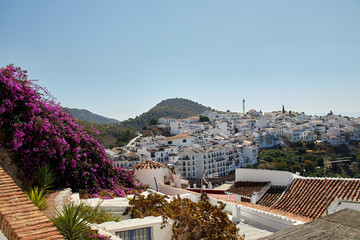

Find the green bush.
[
  {"left": 52, "top": 203, "right": 91, "bottom": 240},
  {"left": 25, "top": 186, "right": 48, "bottom": 211},
  {"left": 33, "top": 165, "right": 56, "bottom": 190},
  {"left": 78, "top": 200, "right": 121, "bottom": 224}
]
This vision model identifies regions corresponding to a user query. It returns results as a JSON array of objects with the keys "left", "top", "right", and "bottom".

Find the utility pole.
[
  {"left": 242, "top": 99, "right": 245, "bottom": 114},
  {"left": 323, "top": 157, "right": 329, "bottom": 216}
]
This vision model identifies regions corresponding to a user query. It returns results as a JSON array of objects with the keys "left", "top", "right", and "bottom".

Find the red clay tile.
[{"left": 0, "top": 166, "right": 63, "bottom": 239}]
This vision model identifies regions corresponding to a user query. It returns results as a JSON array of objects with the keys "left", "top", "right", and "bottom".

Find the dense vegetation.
[
  {"left": 72, "top": 98, "right": 212, "bottom": 147},
  {"left": 66, "top": 108, "right": 120, "bottom": 124},
  {"left": 52, "top": 202, "right": 112, "bottom": 240},
  {"left": 199, "top": 115, "right": 210, "bottom": 122},
  {"left": 256, "top": 141, "right": 360, "bottom": 178},
  {"left": 121, "top": 98, "right": 212, "bottom": 129},
  {"left": 125, "top": 192, "right": 244, "bottom": 240},
  {"left": 0, "top": 65, "right": 143, "bottom": 197},
  {"left": 77, "top": 121, "right": 136, "bottom": 148}
]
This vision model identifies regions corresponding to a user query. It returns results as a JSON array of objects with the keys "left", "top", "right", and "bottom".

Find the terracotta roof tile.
[
  {"left": 270, "top": 178, "right": 360, "bottom": 219},
  {"left": 0, "top": 166, "right": 63, "bottom": 240},
  {"left": 132, "top": 160, "right": 164, "bottom": 170},
  {"left": 226, "top": 181, "right": 271, "bottom": 197},
  {"left": 257, "top": 186, "right": 286, "bottom": 207},
  {"left": 163, "top": 134, "right": 194, "bottom": 141}
]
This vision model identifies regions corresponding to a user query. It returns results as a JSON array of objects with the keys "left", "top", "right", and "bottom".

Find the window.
[{"left": 116, "top": 227, "right": 151, "bottom": 240}]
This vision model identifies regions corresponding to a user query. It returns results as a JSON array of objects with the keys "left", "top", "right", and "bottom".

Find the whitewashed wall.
[
  {"left": 158, "top": 184, "right": 195, "bottom": 197},
  {"left": 134, "top": 168, "right": 164, "bottom": 190},
  {"left": 206, "top": 195, "right": 303, "bottom": 231},
  {"left": 235, "top": 169, "right": 294, "bottom": 186},
  {"left": 97, "top": 216, "right": 172, "bottom": 240}
]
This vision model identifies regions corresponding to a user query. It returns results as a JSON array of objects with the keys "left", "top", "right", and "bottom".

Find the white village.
[
  {"left": 88, "top": 108, "right": 360, "bottom": 239},
  {"left": 2, "top": 1, "right": 360, "bottom": 239}
]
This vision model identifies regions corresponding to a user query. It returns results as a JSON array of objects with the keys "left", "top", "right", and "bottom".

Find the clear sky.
[{"left": 1, "top": 0, "right": 359, "bottom": 120}]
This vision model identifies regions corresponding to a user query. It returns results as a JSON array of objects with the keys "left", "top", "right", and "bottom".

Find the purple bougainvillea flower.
[{"left": 0, "top": 65, "right": 143, "bottom": 198}]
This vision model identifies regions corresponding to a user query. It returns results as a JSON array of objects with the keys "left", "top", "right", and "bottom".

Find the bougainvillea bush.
[{"left": 0, "top": 65, "right": 143, "bottom": 198}]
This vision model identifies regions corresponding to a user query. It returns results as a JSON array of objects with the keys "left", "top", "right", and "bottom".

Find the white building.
[
  {"left": 158, "top": 134, "right": 197, "bottom": 147},
  {"left": 158, "top": 117, "right": 176, "bottom": 125},
  {"left": 283, "top": 127, "right": 301, "bottom": 142},
  {"left": 300, "top": 130, "right": 317, "bottom": 142}
]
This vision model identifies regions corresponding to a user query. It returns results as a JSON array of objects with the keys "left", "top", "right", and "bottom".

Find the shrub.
[
  {"left": 78, "top": 200, "right": 121, "bottom": 224},
  {"left": 33, "top": 164, "right": 56, "bottom": 190},
  {"left": 0, "top": 65, "right": 142, "bottom": 197},
  {"left": 83, "top": 228, "right": 111, "bottom": 240},
  {"left": 125, "top": 192, "right": 244, "bottom": 240},
  {"left": 53, "top": 202, "right": 113, "bottom": 240},
  {"left": 52, "top": 203, "right": 91, "bottom": 240},
  {"left": 25, "top": 186, "right": 48, "bottom": 211}
]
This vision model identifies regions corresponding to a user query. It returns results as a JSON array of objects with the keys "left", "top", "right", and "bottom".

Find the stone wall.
[{"left": 0, "top": 143, "right": 22, "bottom": 190}]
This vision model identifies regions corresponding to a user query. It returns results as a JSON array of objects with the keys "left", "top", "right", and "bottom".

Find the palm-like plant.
[
  {"left": 25, "top": 186, "right": 49, "bottom": 211},
  {"left": 78, "top": 200, "right": 121, "bottom": 224},
  {"left": 33, "top": 164, "right": 56, "bottom": 190},
  {"left": 52, "top": 202, "right": 91, "bottom": 240}
]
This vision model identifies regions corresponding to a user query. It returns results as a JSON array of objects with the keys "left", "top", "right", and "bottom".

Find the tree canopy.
[
  {"left": 258, "top": 141, "right": 360, "bottom": 178},
  {"left": 124, "top": 192, "right": 244, "bottom": 240},
  {"left": 199, "top": 115, "right": 210, "bottom": 122}
]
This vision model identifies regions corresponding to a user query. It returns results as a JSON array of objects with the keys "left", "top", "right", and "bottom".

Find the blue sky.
[{"left": 1, "top": 0, "right": 359, "bottom": 120}]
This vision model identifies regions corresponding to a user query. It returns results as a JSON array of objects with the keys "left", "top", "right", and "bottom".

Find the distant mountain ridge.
[
  {"left": 121, "top": 98, "right": 213, "bottom": 129},
  {"left": 66, "top": 108, "right": 120, "bottom": 124},
  {"left": 67, "top": 98, "right": 212, "bottom": 147},
  {"left": 68, "top": 98, "right": 212, "bottom": 129}
]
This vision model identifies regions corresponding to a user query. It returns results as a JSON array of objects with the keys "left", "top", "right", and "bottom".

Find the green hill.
[
  {"left": 77, "top": 120, "right": 135, "bottom": 148},
  {"left": 66, "top": 108, "right": 120, "bottom": 124},
  {"left": 121, "top": 98, "right": 213, "bottom": 129},
  {"left": 72, "top": 98, "right": 213, "bottom": 147}
]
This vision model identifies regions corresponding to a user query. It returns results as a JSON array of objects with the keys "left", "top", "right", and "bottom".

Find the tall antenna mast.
[{"left": 242, "top": 99, "right": 245, "bottom": 114}]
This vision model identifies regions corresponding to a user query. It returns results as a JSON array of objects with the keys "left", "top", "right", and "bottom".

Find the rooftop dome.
[{"left": 133, "top": 160, "right": 164, "bottom": 170}]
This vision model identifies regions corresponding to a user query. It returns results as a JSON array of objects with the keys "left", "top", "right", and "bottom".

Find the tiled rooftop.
[
  {"left": 132, "top": 160, "right": 164, "bottom": 170},
  {"left": 163, "top": 134, "right": 193, "bottom": 141},
  {"left": 226, "top": 181, "right": 271, "bottom": 197},
  {"left": 0, "top": 166, "right": 63, "bottom": 240},
  {"left": 261, "top": 208, "right": 360, "bottom": 240},
  {"left": 257, "top": 186, "right": 287, "bottom": 207},
  {"left": 270, "top": 178, "right": 360, "bottom": 219}
]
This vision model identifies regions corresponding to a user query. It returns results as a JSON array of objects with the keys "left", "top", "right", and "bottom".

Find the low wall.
[
  {"left": 55, "top": 188, "right": 72, "bottom": 212},
  {"left": 76, "top": 195, "right": 131, "bottom": 219},
  {"left": 206, "top": 195, "right": 302, "bottom": 232},
  {"left": 97, "top": 216, "right": 172, "bottom": 240},
  {"left": 237, "top": 205, "right": 302, "bottom": 231},
  {"left": 187, "top": 189, "right": 226, "bottom": 194},
  {"left": 159, "top": 184, "right": 196, "bottom": 196}
]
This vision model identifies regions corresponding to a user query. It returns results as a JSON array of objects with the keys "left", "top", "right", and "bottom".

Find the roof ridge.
[{"left": 0, "top": 166, "right": 64, "bottom": 239}]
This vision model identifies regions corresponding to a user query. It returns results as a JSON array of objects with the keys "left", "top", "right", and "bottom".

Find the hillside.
[
  {"left": 66, "top": 108, "right": 120, "bottom": 124},
  {"left": 78, "top": 120, "right": 136, "bottom": 148},
  {"left": 121, "top": 98, "right": 213, "bottom": 129},
  {"left": 71, "top": 98, "right": 213, "bottom": 147}
]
